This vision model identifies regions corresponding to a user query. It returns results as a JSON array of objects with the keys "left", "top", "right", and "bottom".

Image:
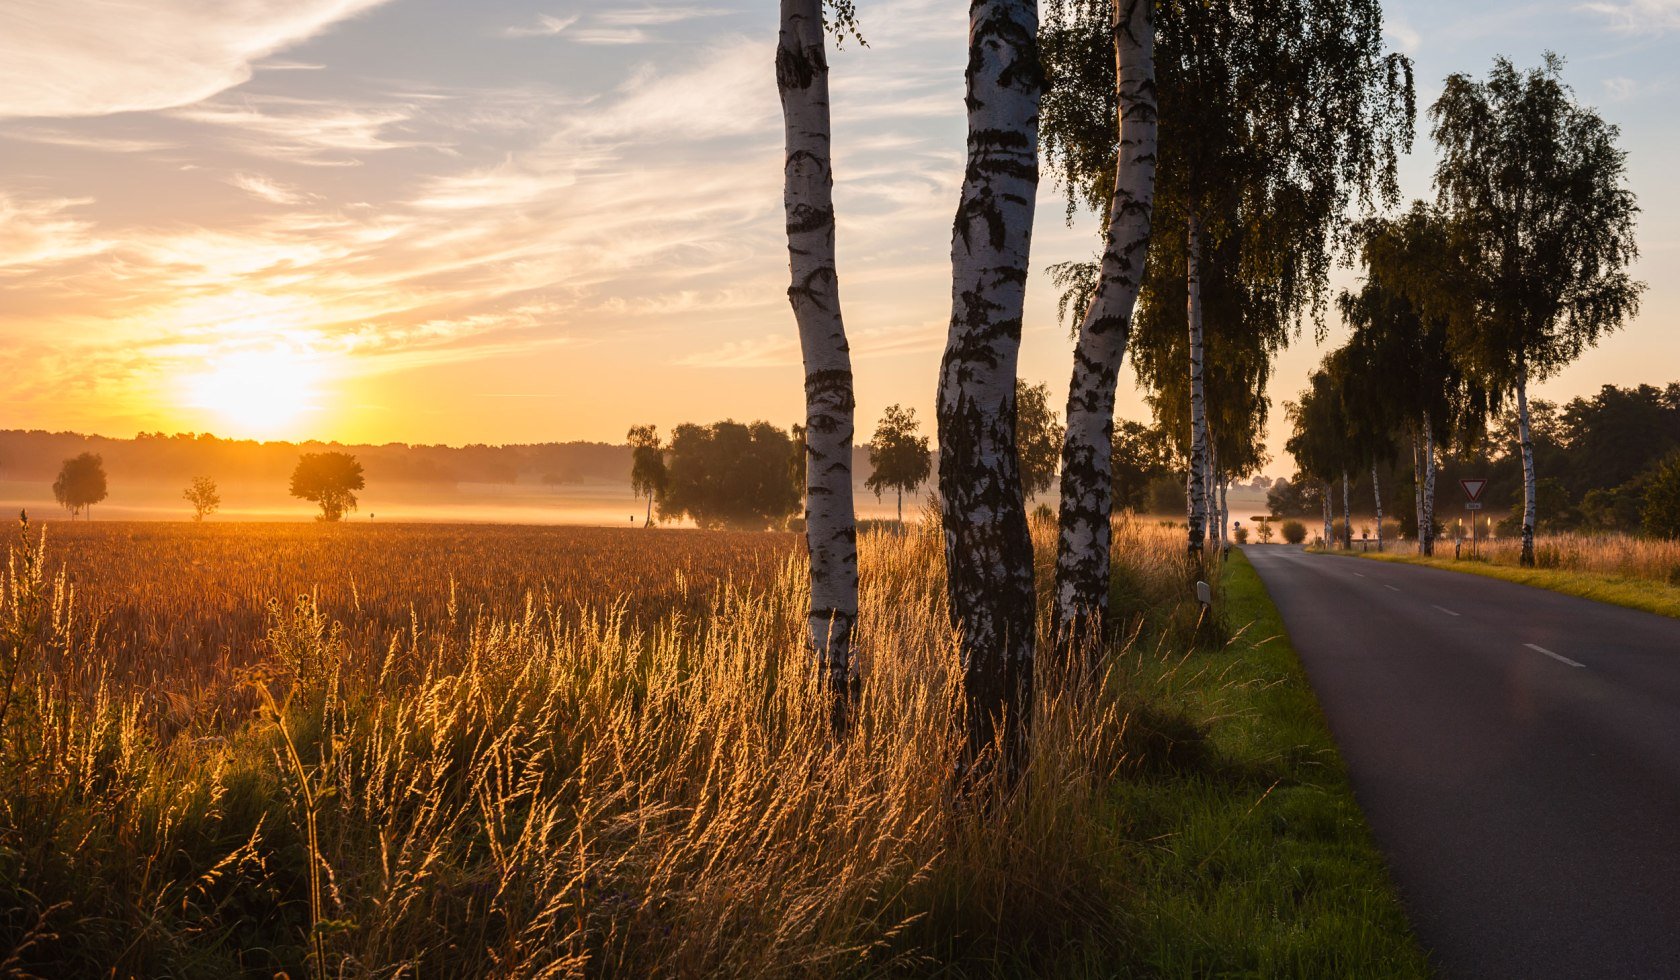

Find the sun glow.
[{"left": 183, "top": 345, "right": 330, "bottom": 438}]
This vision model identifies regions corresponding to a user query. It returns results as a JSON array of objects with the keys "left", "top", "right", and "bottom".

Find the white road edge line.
[
  {"left": 1525, "top": 643, "right": 1586, "bottom": 669},
  {"left": 1385, "top": 584, "right": 1401, "bottom": 592},
  {"left": 1432, "top": 605, "right": 1461, "bottom": 617}
]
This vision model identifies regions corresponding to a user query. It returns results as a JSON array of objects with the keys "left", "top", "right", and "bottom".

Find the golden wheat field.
[{"left": 0, "top": 516, "right": 1209, "bottom": 978}]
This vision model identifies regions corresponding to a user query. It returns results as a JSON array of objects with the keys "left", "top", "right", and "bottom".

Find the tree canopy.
[
  {"left": 1016, "top": 380, "right": 1066, "bottom": 500},
  {"left": 290, "top": 452, "right": 365, "bottom": 522},
  {"left": 865, "top": 405, "right": 932, "bottom": 520},
  {"left": 183, "top": 476, "right": 220, "bottom": 522},
  {"left": 658, "top": 421, "right": 802, "bottom": 531},
  {"left": 52, "top": 452, "right": 108, "bottom": 519}
]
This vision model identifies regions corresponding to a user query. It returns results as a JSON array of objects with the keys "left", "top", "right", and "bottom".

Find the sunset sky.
[{"left": 2, "top": 0, "right": 1675, "bottom": 474}]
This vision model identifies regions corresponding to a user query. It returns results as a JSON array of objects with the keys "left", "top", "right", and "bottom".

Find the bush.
[
  {"left": 1233, "top": 526, "right": 1249, "bottom": 544},
  {"left": 1643, "top": 453, "right": 1680, "bottom": 540},
  {"left": 1281, "top": 520, "right": 1307, "bottom": 545}
]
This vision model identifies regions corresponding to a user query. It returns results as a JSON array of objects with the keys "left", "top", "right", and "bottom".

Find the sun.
[{"left": 184, "top": 345, "right": 328, "bottom": 438}]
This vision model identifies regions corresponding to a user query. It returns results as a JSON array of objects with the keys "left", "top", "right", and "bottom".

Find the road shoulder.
[{"left": 1351, "top": 549, "right": 1680, "bottom": 620}]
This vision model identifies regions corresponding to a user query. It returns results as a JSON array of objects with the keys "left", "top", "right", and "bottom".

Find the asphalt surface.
[{"left": 1245, "top": 545, "right": 1680, "bottom": 979}]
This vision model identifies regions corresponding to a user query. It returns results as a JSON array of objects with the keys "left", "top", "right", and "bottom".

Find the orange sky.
[{"left": 1, "top": 0, "right": 1674, "bottom": 475}]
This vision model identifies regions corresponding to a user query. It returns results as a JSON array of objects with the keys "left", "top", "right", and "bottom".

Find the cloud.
[
  {"left": 502, "top": 14, "right": 580, "bottom": 39},
  {"left": 1386, "top": 21, "right": 1421, "bottom": 55},
  {"left": 226, "top": 173, "right": 307, "bottom": 205},
  {"left": 0, "top": 194, "right": 110, "bottom": 272},
  {"left": 676, "top": 326, "right": 945, "bottom": 368},
  {"left": 168, "top": 95, "right": 423, "bottom": 164},
  {"left": 1580, "top": 0, "right": 1680, "bottom": 32},
  {"left": 0, "top": 0, "right": 394, "bottom": 119}
]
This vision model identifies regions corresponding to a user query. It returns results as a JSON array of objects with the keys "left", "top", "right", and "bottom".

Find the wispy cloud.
[
  {"left": 1580, "top": 0, "right": 1680, "bottom": 33},
  {"left": 501, "top": 14, "right": 580, "bottom": 38},
  {"left": 168, "top": 95, "right": 425, "bottom": 165},
  {"left": 0, "top": 0, "right": 394, "bottom": 119}
]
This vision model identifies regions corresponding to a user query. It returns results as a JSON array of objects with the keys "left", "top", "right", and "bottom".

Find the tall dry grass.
[
  {"left": 1453, "top": 530, "right": 1680, "bottom": 583},
  {"left": 0, "top": 516, "right": 1202, "bottom": 977}
]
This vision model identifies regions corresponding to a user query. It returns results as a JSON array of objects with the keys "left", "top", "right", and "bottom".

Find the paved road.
[{"left": 1245, "top": 546, "right": 1680, "bottom": 979}]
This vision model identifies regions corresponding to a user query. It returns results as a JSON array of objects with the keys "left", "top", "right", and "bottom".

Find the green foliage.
[
  {"left": 182, "top": 476, "right": 221, "bottom": 522},
  {"left": 658, "top": 420, "right": 802, "bottom": 530},
  {"left": 289, "top": 452, "right": 365, "bottom": 522},
  {"left": 1267, "top": 478, "right": 1318, "bottom": 518},
  {"left": 1432, "top": 54, "right": 1643, "bottom": 389},
  {"left": 1643, "top": 454, "right": 1680, "bottom": 540},
  {"left": 1015, "top": 380, "right": 1065, "bottom": 500},
  {"left": 865, "top": 404, "right": 932, "bottom": 518},
  {"left": 1281, "top": 520, "right": 1307, "bottom": 545},
  {"left": 1111, "top": 420, "right": 1175, "bottom": 512},
  {"left": 52, "top": 452, "right": 108, "bottom": 518}
]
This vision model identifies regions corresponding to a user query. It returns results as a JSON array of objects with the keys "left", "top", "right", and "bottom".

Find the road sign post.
[{"left": 1461, "top": 478, "right": 1488, "bottom": 559}]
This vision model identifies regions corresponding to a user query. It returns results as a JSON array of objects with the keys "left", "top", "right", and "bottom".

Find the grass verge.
[
  {"left": 1356, "top": 551, "right": 1680, "bottom": 620},
  {"left": 1107, "top": 549, "right": 1429, "bottom": 978}
]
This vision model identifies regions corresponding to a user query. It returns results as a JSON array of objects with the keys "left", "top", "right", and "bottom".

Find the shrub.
[
  {"left": 1281, "top": 520, "right": 1307, "bottom": 545},
  {"left": 1643, "top": 453, "right": 1680, "bottom": 540}
]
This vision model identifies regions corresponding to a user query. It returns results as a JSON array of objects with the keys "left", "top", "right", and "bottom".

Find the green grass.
[
  {"left": 1356, "top": 551, "right": 1680, "bottom": 620},
  {"left": 1106, "top": 550, "right": 1430, "bottom": 978}
]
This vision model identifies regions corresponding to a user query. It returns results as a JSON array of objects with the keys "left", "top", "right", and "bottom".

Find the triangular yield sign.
[{"left": 1460, "top": 478, "right": 1488, "bottom": 502}]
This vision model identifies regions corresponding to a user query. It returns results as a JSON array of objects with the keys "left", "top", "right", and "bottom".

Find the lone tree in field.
[
  {"left": 658, "top": 421, "right": 802, "bottom": 530},
  {"left": 1016, "top": 379, "right": 1066, "bottom": 500},
  {"left": 627, "top": 424, "right": 666, "bottom": 527},
  {"left": 182, "top": 476, "right": 221, "bottom": 522},
  {"left": 1041, "top": 0, "right": 1157, "bottom": 653},
  {"left": 778, "top": 0, "right": 861, "bottom": 734},
  {"left": 52, "top": 452, "right": 108, "bottom": 519},
  {"left": 1432, "top": 54, "right": 1642, "bottom": 566},
  {"left": 865, "top": 404, "right": 931, "bottom": 523},
  {"left": 290, "top": 452, "right": 365, "bottom": 522},
  {"left": 936, "top": 0, "right": 1041, "bottom": 783}
]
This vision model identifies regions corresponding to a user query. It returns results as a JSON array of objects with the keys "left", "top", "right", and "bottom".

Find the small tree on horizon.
[
  {"left": 53, "top": 452, "right": 108, "bottom": 519},
  {"left": 865, "top": 405, "right": 932, "bottom": 523},
  {"left": 1016, "top": 380, "right": 1065, "bottom": 501},
  {"left": 290, "top": 452, "right": 365, "bottom": 522},
  {"left": 1642, "top": 453, "right": 1680, "bottom": 541},
  {"left": 627, "top": 424, "right": 667, "bottom": 527},
  {"left": 183, "top": 476, "right": 221, "bottom": 522}
]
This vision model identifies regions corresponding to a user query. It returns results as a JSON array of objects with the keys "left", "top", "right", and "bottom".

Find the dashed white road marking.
[
  {"left": 1433, "top": 605, "right": 1461, "bottom": 617},
  {"left": 1385, "top": 585, "right": 1401, "bottom": 592},
  {"left": 1525, "top": 643, "right": 1586, "bottom": 669},
  {"left": 1353, "top": 571, "right": 1367, "bottom": 578}
]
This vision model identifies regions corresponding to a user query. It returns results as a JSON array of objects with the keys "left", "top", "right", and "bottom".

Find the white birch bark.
[
  {"left": 1219, "top": 476, "right": 1230, "bottom": 551},
  {"left": 1421, "top": 418, "right": 1438, "bottom": 558},
  {"left": 937, "top": 0, "right": 1041, "bottom": 780},
  {"left": 1341, "top": 470, "right": 1352, "bottom": 549},
  {"left": 1322, "top": 482, "right": 1333, "bottom": 548},
  {"left": 1515, "top": 366, "right": 1537, "bottom": 566},
  {"left": 779, "top": 0, "right": 857, "bottom": 735},
  {"left": 1371, "top": 463, "right": 1383, "bottom": 551},
  {"left": 1185, "top": 212, "right": 1209, "bottom": 554},
  {"left": 1052, "top": 0, "right": 1157, "bottom": 654}
]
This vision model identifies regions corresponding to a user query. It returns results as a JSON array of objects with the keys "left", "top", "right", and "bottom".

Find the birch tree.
[
  {"left": 1041, "top": 0, "right": 1158, "bottom": 655},
  {"left": 1432, "top": 54, "right": 1642, "bottom": 566},
  {"left": 937, "top": 0, "right": 1043, "bottom": 782},
  {"left": 1045, "top": 0, "right": 1413, "bottom": 560},
  {"left": 778, "top": 0, "right": 859, "bottom": 734}
]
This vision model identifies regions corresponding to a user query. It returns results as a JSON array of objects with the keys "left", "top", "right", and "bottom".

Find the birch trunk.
[
  {"left": 1051, "top": 0, "right": 1157, "bottom": 655},
  {"left": 1421, "top": 419, "right": 1437, "bottom": 558},
  {"left": 1411, "top": 427, "right": 1423, "bottom": 553},
  {"left": 1371, "top": 463, "right": 1383, "bottom": 552},
  {"left": 1207, "top": 440, "right": 1220, "bottom": 553},
  {"left": 1219, "top": 476, "right": 1230, "bottom": 551},
  {"left": 1341, "top": 470, "right": 1352, "bottom": 549},
  {"left": 1515, "top": 366, "right": 1537, "bottom": 566},
  {"left": 937, "top": 0, "right": 1041, "bottom": 782},
  {"left": 778, "top": 0, "right": 858, "bottom": 736},
  {"left": 1322, "top": 482, "right": 1333, "bottom": 548},
  {"left": 1185, "top": 212, "right": 1209, "bottom": 554}
]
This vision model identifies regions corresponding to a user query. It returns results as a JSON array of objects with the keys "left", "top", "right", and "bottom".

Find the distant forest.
[
  {"left": 0, "top": 429, "right": 885, "bottom": 493},
  {"left": 0, "top": 430, "right": 632, "bottom": 488}
]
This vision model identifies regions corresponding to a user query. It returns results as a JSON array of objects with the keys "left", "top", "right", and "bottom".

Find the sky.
[{"left": 1, "top": 0, "right": 1675, "bottom": 475}]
